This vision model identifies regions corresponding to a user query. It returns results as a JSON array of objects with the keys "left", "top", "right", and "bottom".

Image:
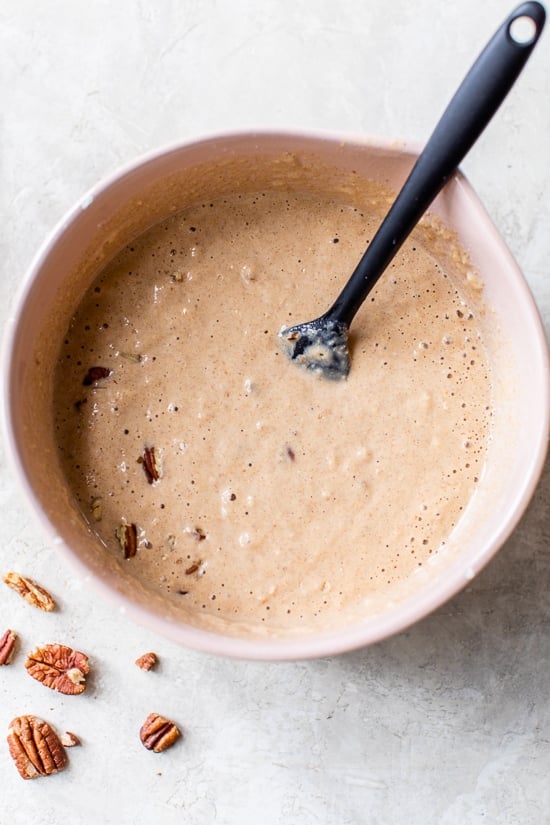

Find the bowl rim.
[{"left": 2, "top": 127, "right": 549, "bottom": 660}]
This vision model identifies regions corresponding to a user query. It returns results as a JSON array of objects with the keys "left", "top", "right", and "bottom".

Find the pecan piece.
[
  {"left": 60, "top": 731, "right": 81, "bottom": 748},
  {"left": 7, "top": 715, "right": 67, "bottom": 780},
  {"left": 90, "top": 496, "right": 103, "bottom": 522},
  {"left": 185, "top": 526, "right": 206, "bottom": 541},
  {"left": 140, "top": 446, "right": 161, "bottom": 484},
  {"left": 116, "top": 522, "right": 138, "bottom": 558},
  {"left": 119, "top": 351, "right": 142, "bottom": 363},
  {"left": 82, "top": 366, "right": 111, "bottom": 385},
  {"left": 0, "top": 629, "right": 17, "bottom": 665},
  {"left": 135, "top": 652, "right": 157, "bottom": 671},
  {"left": 25, "top": 643, "right": 90, "bottom": 695},
  {"left": 3, "top": 572, "right": 55, "bottom": 611},
  {"left": 140, "top": 713, "right": 180, "bottom": 753},
  {"left": 185, "top": 561, "right": 201, "bottom": 575}
]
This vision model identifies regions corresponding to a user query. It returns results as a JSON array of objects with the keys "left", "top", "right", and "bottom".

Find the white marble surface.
[{"left": 1, "top": 1, "right": 549, "bottom": 823}]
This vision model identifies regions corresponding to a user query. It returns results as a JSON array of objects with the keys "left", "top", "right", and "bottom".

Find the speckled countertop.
[{"left": 1, "top": 2, "right": 549, "bottom": 823}]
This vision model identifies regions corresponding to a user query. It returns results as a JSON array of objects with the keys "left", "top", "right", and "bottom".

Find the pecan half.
[
  {"left": 7, "top": 715, "right": 67, "bottom": 780},
  {"left": 25, "top": 643, "right": 90, "bottom": 695},
  {"left": 82, "top": 366, "right": 111, "bottom": 385},
  {"left": 140, "top": 713, "right": 180, "bottom": 753},
  {"left": 116, "top": 523, "right": 138, "bottom": 558},
  {"left": 0, "top": 629, "right": 17, "bottom": 665},
  {"left": 135, "top": 652, "right": 157, "bottom": 671},
  {"left": 3, "top": 572, "right": 55, "bottom": 611},
  {"left": 141, "top": 446, "right": 161, "bottom": 484}
]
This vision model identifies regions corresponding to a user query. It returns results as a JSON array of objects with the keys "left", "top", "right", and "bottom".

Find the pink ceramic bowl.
[{"left": 3, "top": 131, "right": 549, "bottom": 659}]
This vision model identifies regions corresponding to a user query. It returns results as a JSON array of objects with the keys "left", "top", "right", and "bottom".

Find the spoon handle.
[{"left": 328, "top": 1, "right": 546, "bottom": 327}]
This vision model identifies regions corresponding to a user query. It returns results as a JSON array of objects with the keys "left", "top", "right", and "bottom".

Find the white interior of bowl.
[{"left": 3, "top": 130, "right": 549, "bottom": 659}]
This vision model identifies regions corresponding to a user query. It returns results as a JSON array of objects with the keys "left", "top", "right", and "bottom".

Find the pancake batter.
[{"left": 53, "top": 187, "right": 491, "bottom": 629}]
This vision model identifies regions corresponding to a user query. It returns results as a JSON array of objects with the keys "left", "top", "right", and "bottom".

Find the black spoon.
[{"left": 279, "top": 1, "right": 545, "bottom": 379}]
